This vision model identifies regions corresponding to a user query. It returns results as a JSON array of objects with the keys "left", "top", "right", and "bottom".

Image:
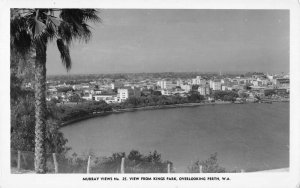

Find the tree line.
[
  {"left": 112, "top": 93, "right": 205, "bottom": 109},
  {"left": 49, "top": 89, "right": 241, "bottom": 125},
  {"left": 48, "top": 92, "right": 205, "bottom": 125},
  {"left": 212, "top": 91, "right": 239, "bottom": 102}
]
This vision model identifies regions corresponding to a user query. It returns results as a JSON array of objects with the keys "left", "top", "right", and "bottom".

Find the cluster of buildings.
[
  {"left": 43, "top": 72, "right": 289, "bottom": 104},
  {"left": 156, "top": 73, "right": 289, "bottom": 97},
  {"left": 46, "top": 82, "right": 142, "bottom": 104}
]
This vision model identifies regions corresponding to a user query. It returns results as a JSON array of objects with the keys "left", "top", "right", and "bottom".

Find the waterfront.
[{"left": 61, "top": 102, "right": 289, "bottom": 172}]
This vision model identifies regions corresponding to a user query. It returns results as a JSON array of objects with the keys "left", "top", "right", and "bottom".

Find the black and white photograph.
[{"left": 1, "top": 0, "right": 300, "bottom": 188}]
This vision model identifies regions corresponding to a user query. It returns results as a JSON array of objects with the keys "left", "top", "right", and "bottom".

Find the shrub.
[{"left": 186, "top": 153, "right": 226, "bottom": 173}]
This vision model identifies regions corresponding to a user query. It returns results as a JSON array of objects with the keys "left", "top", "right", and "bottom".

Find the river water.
[{"left": 60, "top": 103, "right": 289, "bottom": 172}]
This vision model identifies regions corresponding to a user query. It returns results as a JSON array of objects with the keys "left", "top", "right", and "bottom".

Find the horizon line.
[{"left": 47, "top": 70, "right": 289, "bottom": 76}]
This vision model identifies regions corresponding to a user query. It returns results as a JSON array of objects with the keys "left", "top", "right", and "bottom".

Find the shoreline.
[
  {"left": 60, "top": 101, "right": 230, "bottom": 127},
  {"left": 60, "top": 99, "right": 289, "bottom": 127}
]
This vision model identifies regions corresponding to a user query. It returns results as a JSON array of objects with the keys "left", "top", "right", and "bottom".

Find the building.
[
  {"left": 261, "top": 79, "right": 269, "bottom": 86},
  {"left": 180, "top": 84, "right": 192, "bottom": 92},
  {"left": 172, "top": 88, "right": 186, "bottom": 95},
  {"left": 192, "top": 76, "right": 206, "bottom": 85},
  {"left": 221, "top": 78, "right": 230, "bottom": 85},
  {"left": 117, "top": 88, "right": 129, "bottom": 102},
  {"left": 105, "top": 97, "right": 117, "bottom": 103},
  {"left": 95, "top": 90, "right": 102, "bottom": 95},
  {"left": 116, "top": 87, "right": 142, "bottom": 102},
  {"left": 93, "top": 94, "right": 117, "bottom": 103},
  {"left": 82, "top": 93, "right": 93, "bottom": 101},
  {"left": 111, "top": 82, "right": 124, "bottom": 90},
  {"left": 221, "top": 85, "right": 228, "bottom": 91},
  {"left": 211, "top": 80, "right": 222, "bottom": 91},
  {"left": 198, "top": 84, "right": 210, "bottom": 95},
  {"left": 267, "top": 73, "right": 274, "bottom": 81},
  {"left": 252, "top": 80, "right": 262, "bottom": 87},
  {"left": 275, "top": 78, "right": 289, "bottom": 88},
  {"left": 157, "top": 80, "right": 176, "bottom": 90},
  {"left": 177, "top": 79, "right": 183, "bottom": 86},
  {"left": 93, "top": 94, "right": 117, "bottom": 101},
  {"left": 48, "top": 87, "right": 58, "bottom": 95}
]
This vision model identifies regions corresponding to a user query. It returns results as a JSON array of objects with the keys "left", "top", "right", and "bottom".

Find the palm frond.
[
  {"left": 45, "top": 15, "right": 61, "bottom": 42},
  {"left": 48, "top": 16, "right": 61, "bottom": 27},
  {"left": 34, "top": 19, "right": 47, "bottom": 39},
  {"left": 11, "top": 8, "right": 100, "bottom": 72},
  {"left": 59, "top": 9, "right": 100, "bottom": 42},
  {"left": 57, "top": 21, "right": 73, "bottom": 45},
  {"left": 82, "top": 9, "right": 101, "bottom": 23},
  {"left": 10, "top": 13, "right": 33, "bottom": 58},
  {"left": 80, "top": 23, "right": 92, "bottom": 42},
  {"left": 56, "top": 39, "right": 71, "bottom": 71}
]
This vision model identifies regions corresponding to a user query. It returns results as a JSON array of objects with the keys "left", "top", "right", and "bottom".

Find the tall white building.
[
  {"left": 111, "top": 83, "right": 115, "bottom": 90},
  {"left": 177, "top": 79, "right": 183, "bottom": 86},
  {"left": 157, "top": 80, "right": 164, "bottom": 89},
  {"left": 198, "top": 85, "right": 210, "bottom": 95},
  {"left": 116, "top": 87, "right": 141, "bottom": 102},
  {"left": 211, "top": 80, "right": 222, "bottom": 90},
  {"left": 157, "top": 80, "right": 176, "bottom": 89},
  {"left": 117, "top": 89, "right": 129, "bottom": 102}
]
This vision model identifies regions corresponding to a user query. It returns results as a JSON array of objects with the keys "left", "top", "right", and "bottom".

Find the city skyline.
[
  {"left": 46, "top": 9, "right": 289, "bottom": 76},
  {"left": 47, "top": 70, "right": 289, "bottom": 76}
]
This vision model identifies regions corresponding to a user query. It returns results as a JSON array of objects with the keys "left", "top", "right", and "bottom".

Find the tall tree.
[{"left": 10, "top": 9, "right": 100, "bottom": 173}]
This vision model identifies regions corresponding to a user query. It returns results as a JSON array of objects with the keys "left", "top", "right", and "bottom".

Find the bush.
[
  {"left": 213, "top": 91, "right": 238, "bottom": 102},
  {"left": 186, "top": 153, "right": 226, "bottom": 173},
  {"left": 91, "top": 150, "right": 173, "bottom": 173}
]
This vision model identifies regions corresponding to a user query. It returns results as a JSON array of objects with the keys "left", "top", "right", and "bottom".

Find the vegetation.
[
  {"left": 54, "top": 101, "right": 112, "bottom": 123},
  {"left": 187, "top": 91, "right": 205, "bottom": 102},
  {"left": 68, "top": 94, "right": 82, "bottom": 103},
  {"left": 264, "top": 89, "right": 276, "bottom": 96},
  {"left": 186, "top": 153, "right": 227, "bottom": 173},
  {"left": 11, "top": 8, "right": 100, "bottom": 173},
  {"left": 238, "top": 91, "right": 249, "bottom": 99},
  {"left": 10, "top": 70, "right": 69, "bottom": 155},
  {"left": 56, "top": 86, "right": 74, "bottom": 93},
  {"left": 191, "top": 85, "right": 200, "bottom": 90},
  {"left": 111, "top": 92, "right": 205, "bottom": 109},
  {"left": 243, "top": 83, "right": 252, "bottom": 90},
  {"left": 55, "top": 150, "right": 173, "bottom": 173},
  {"left": 213, "top": 90, "right": 239, "bottom": 102}
]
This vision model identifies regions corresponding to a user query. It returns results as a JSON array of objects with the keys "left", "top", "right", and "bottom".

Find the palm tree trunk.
[{"left": 34, "top": 43, "right": 47, "bottom": 173}]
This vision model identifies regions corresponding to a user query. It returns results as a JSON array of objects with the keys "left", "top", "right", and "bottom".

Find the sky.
[{"left": 46, "top": 9, "right": 289, "bottom": 75}]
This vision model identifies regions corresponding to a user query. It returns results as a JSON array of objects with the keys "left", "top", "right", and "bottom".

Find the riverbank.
[
  {"left": 60, "top": 101, "right": 231, "bottom": 127},
  {"left": 113, "top": 101, "right": 231, "bottom": 112},
  {"left": 60, "top": 99, "right": 289, "bottom": 127}
]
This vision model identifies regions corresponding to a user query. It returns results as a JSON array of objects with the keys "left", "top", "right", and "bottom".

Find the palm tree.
[{"left": 10, "top": 9, "right": 100, "bottom": 173}]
